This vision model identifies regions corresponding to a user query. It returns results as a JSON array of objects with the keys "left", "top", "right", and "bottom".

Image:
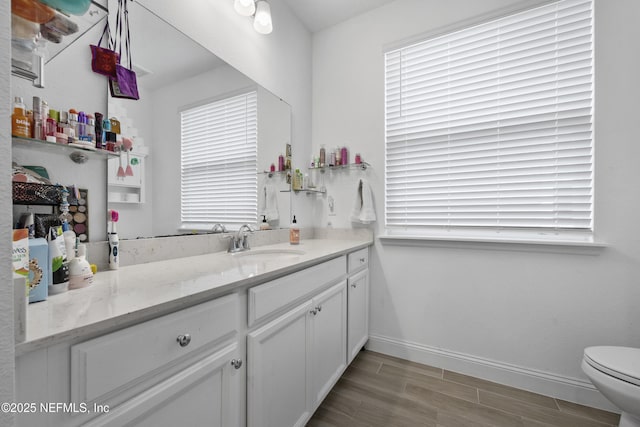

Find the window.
[
  {"left": 384, "top": 0, "right": 593, "bottom": 236},
  {"left": 181, "top": 91, "right": 258, "bottom": 229}
]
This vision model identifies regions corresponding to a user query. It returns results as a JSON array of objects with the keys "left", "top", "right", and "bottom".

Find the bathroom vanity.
[{"left": 14, "top": 237, "right": 371, "bottom": 427}]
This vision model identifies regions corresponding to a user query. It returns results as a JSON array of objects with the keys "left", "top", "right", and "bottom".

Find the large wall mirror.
[{"left": 107, "top": 1, "right": 292, "bottom": 239}]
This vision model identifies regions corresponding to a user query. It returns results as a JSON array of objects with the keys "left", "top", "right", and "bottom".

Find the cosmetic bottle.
[
  {"left": 62, "top": 222, "right": 76, "bottom": 262},
  {"left": 45, "top": 109, "right": 58, "bottom": 142},
  {"left": 102, "top": 118, "right": 112, "bottom": 147},
  {"left": 335, "top": 146, "right": 342, "bottom": 166},
  {"left": 12, "top": 97, "right": 31, "bottom": 138},
  {"left": 68, "top": 111, "right": 79, "bottom": 138},
  {"left": 33, "top": 96, "right": 43, "bottom": 140},
  {"left": 78, "top": 111, "right": 87, "bottom": 141},
  {"left": 341, "top": 146, "right": 348, "bottom": 165},
  {"left": 319, "top": 145, "right": 326, "bottom": 167},
  {"left": 86, "top": 115, "right": 95, "bottom": 144},
  {"left": 40, "top": 100, "right": 49, "bottom": 140},
  {"left": 48, "top": 226, "right": 69, "bottom": 294},
  {"left": 68, "top": 244, "right": 94, "bottom": 290},
  {"left": 289, "top": 215, "right": 300, "bottom": 245},
  {"left": 94, "top": 112, "right": 104, "bottom": 149},
  {"left": 292, "top": 168, "right": 302, "bottom": 190}
]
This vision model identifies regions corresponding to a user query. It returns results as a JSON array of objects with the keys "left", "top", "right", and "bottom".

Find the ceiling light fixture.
[
  {"left": 253, "top": 1, "right": 273, "bottom": 34},
  {"left": 234, "top": 0, "right": 273, "bottom": 35},
  {"left": 234, "top": 0, "right": 255, "bottom": 16}
]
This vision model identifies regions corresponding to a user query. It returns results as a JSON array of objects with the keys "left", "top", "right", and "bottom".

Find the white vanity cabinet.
[
  {"left": 15, "top": 242, "right": 372, "bottom": 427},
  {"left": 246, "top": 257, "right": 348, "bottom": 427},
  {"left": 347, "top": 247, "right": 370, "bottom": 364},
  {"left": 310, "top": 281, "right": 348, "bottom": 405},
  {"left": 16, "top": 294, "right": 244, "bottom": 427}
]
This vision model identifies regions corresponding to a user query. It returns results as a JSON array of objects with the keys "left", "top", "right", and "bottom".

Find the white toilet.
[{"left": 582, "top": 346, "right": 640, "bottom": 427}]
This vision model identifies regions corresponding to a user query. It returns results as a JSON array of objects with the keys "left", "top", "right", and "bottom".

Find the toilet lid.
[{"left": 584, "top": 346, "right": 640, "bottom": 386}]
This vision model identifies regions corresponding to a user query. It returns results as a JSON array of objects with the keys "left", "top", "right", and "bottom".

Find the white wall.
[
  {"left": 1, "top": 1, "right": 16, "bottom": 423},
  {"left": 312, "top": 0, "right": 640, "bottom": 410},
  {"left": 138, "top": 0, "right": 313, "bottom": 228}
]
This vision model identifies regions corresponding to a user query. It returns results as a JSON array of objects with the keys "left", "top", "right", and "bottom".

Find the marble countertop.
[{"left": 17, "top": 238, "right": 371, "bottom": 356}]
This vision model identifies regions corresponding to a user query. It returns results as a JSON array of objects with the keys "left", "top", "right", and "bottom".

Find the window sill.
[{"left": 378, "top": 234, "right": 607, "bottom": 255}]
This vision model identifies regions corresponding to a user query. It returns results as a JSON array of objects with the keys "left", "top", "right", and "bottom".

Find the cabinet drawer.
[
  {"left": 348, "top": 248, "right": 369, "bottom": 273},
  {"left": 71, "top": 294, "right": 239, "bottom": 404},
  {"left": 248, "top": 256, "right": 346, "bottom": 327}
]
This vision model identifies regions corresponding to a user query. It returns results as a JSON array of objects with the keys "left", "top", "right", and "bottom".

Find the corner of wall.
[{"left": 1, "top": 0, "right": 17, "bottom": 423}]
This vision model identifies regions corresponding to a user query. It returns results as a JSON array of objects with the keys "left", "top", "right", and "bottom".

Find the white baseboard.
[{"left": 366, "top": 334, "right": 619, "bottom": 413}]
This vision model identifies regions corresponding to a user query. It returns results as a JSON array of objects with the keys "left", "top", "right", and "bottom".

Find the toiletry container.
[
  {"left": 108, "top": 231, "right": 119, "bottom": 269},
  {"left": 28, "top": 238, "right": 49, "bottom": 303},
  {"left": 48, "top": 226, "right": 69, "bottom": 294},
  {"left": 290, "top": 216, "right": 300, "bottom": 245},
  {"left": 292, "top": 169, "right": 302, "bottom": 190},
  {"left": 69, "top": 244, "right": 94, "bottom": 289},
  {"left": 12, "top": 96, "right": 31, "bottom": 138},
  {"left": 62, "top": 222, "right": 76, "bottom": 261},
  {"left": 260, "top": 215, "right": 271, "bottom": 230}
]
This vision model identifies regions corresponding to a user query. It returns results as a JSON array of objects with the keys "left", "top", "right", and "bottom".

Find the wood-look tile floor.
[{"left": 307, "top": 350, "right": 620, "bottom": 427}]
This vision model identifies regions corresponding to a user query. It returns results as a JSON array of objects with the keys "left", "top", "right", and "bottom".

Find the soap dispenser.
[
  {"left": 290, "top": 216, "right": 300, "bottom": 245},
  {"left": 260, "top": 215, "right": 271, "bottom": 230}
]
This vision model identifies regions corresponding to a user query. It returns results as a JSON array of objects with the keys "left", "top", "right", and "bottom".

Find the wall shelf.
[
  {"left": 12, "top": 136, "right": 118, "bottom": 162},
  {"left": 280, "top": 188, "right": 326, "bottom": 194},
  {"left": 260, "top": 170, "right": 291, "bottom": 178},
  {"left": 309, "top": 162, "right": 370, "bottom": 173}
]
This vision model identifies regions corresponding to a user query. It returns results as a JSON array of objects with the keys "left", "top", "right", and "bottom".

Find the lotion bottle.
[{"left": 12, "top": 97, "right": 31, "bottom": 138}]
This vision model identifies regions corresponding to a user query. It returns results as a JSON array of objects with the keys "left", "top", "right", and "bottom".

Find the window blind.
[
  {"left": 181, "top": 91, "right": 258, "bottom": 228},
  {"left": 384, "top": 0, "right": 593, "bottom": 232}
]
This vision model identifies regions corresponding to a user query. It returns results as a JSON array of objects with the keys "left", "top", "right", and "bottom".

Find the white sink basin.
[{"left": 231, "top": 248, "right": 306, "bottom": 260}]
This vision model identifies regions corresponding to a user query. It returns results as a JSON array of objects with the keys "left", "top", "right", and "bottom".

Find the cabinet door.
[
  {"left": 311, "top": 281, "right": 347, "bottom": 408},
  {"left": 247, "top": 300, "right": 313, "bottom": 427},
  {"left": 347, "top": 269, "right": 369, "bottom": 364},
  {"left": 85, "top": 343, "right": 242, "bottom": 427}
]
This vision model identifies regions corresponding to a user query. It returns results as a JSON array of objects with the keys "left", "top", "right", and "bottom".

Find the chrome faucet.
[
  {"left": 236, "top": 224, "right": 255, "bottom": 250},
  {"left": 226, "top": 224, "right": 255, "bottom": 253},
  {"left": 211, "top": 223, "right": 227, "bottom": 233}
]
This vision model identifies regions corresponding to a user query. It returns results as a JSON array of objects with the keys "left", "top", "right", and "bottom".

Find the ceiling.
[
  {"left": 130, "top": 2, "right": 225, "bottom": 91},
  {"left": 281, "top": 0, "right": 397, "bottom": 33}
]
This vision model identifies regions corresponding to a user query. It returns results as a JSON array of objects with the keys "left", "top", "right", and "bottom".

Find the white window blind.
[
  {"left": 181, "top": 91, "right": 258, "bottom": 228},
  {"left": 384, "top": 0, "right": 593, "bottom": 233}
]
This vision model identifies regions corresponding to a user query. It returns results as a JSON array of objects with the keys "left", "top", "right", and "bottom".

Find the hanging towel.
[
  {"left": 258, "top": 182, "right": 279, "bottom": 221},
  {"left": 350, "top": 178, "right": 376, "bottom": 224}
]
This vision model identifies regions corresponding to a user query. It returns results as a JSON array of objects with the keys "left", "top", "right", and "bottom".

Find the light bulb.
[
  {"left": 234, "top": 0, "right": 255, "bottom": 17},
  {"left": 253, "top": 1, "right": 272, "bottom": 34}
]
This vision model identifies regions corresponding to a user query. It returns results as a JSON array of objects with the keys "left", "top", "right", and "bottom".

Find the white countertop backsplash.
[{"left": 18, "top": 228, "right": 373, "bottom": 356}]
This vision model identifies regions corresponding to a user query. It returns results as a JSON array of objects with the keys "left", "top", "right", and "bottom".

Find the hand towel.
[
  {"left": 350, "top": 178, "right": 376, "bottom": 224},
  {"left": 258, "top": 182, "right": 279, "bottom": 221}
]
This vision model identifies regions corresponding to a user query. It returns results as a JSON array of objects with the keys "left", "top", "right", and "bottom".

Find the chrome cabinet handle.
[
  {"left": 359, "top": 257, "right": 366, "bottom": 263},
  {"left": 351, "top": 283, "right": 357, "bottom": 288},
  {"left": 176, "top": 334, "right": 191, "bottom": 347},
  {"left": 310, "top": 308, "right": 318, "bottom": 315},
  {"left": 231, "top": 359, "right": 243, "bottom": 369},
  {"left": 316, "top": 305, "right": 322, "bottom": 312}
]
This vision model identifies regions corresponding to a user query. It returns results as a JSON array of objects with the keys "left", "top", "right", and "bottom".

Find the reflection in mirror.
[
  {"left": 107, "top": 1, "right": 292, "bottom": 240},
  {"left": 11, "top": 14, "right": 110, "bottom": 241}
]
